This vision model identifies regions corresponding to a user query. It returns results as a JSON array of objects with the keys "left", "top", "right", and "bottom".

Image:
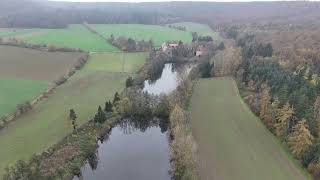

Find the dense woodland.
[{"left": 1, "top": 0, "right": 320, "bottom": 28}]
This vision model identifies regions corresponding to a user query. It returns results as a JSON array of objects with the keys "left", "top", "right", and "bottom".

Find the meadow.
[
  {"left": 190, "top": 77, "right": 309, "bottom": 180},
  {"left": 0, "top": 46, "right": 84, "bottom": 81},
  {"left": 0, "top": 29, "right": 35, "bottom": 38},
  {"left": 0, "top": 52, "right": 147, "bottom": 176},
  {"left": 170, "top": 22, "right": 222, "bottom": 41},
  {"left": 91, "top": 24, "right": 193, "bottom": 47},
  {"left": 24, "top": 25, "right": 118, "bottom": 52},
  {"left": 86, "top": 52, "right": 147, "bottom": 73},
  {"left": 0, "top": 46, "right": 83, "bottom": 118}
]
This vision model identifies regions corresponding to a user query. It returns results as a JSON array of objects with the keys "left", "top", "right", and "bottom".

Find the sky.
[{"left": 51, "top": 0, "right": 285, "bottom": 2}]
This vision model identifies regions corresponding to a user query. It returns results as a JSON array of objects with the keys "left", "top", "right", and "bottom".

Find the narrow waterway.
[{"left": 74, "top": 63, "right": 191, "bottom": 180}]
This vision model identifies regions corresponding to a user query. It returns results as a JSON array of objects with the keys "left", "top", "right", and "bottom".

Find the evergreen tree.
[
  {"left": 113, "top": 92, "right": 121, "bottom": 104},
  {"left": 94, "top": 106, "right": 106, "bottom": 124},
  {"left": 288, "top": 119, "right": 314, "bottom": 159},
  {"left": 69, "top": 109, "right": 77, "bottom": 121},
  {"left": 260, "top": 86, "right": 272, "bottom": 128},
  {"left": 105, "top": 100, "right": 113, "bottom": 112},
  {"left": 69, "top": 109, "right": 77, "bottom": 130},
  {"left": 126, "top": 76, "right": 134, "bottom": 88},
  {"left": 274, "top": 102, "right": 294, "bottom": 139}
]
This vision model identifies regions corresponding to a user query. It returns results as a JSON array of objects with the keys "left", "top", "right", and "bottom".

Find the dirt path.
[{"left": 190, "top": 77, "right": 309, "bottom": 180}]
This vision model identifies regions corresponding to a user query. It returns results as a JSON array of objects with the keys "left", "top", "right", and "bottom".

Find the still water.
[
  {"left": 143, "top": 63, "right": 193, "bottom": 95},
  {"left": 74, "top": 118, "right": 170, "bottom": 180}
]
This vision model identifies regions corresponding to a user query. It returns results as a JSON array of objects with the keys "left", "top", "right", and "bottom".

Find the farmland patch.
[
  {"left": 91, "top": 24, "right": 193, "bottom": 47},
  {"left": 190, "top": 77, "right": 308, "bottom": 180},
  {"left": 25, "top": 25, "right": 118, "bottom": 52}
]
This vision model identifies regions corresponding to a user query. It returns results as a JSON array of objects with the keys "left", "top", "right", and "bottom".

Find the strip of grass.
[
  {"left": 170, "top": 22, "right": 222, "bottom": 41},
  {"left": 0, "top": 52, "right": 146, "bottom": 176},
  {"left": 190, "top": 77, "right": 309, "bottom": 180},
  {"left": 92, "top": 24, "right": 193, "bottom": 47},
  {"left": 0, "top": 29, "right": 36, "bottom": 38},
  {"left": 25, "top": 25, "right": 118, "bottom": 52},
  {"left": 85, "top": 52, "right": 147, "bottom": 73},
  {"left": 0, "top": 78, "right": 48, "bottom": 117}
]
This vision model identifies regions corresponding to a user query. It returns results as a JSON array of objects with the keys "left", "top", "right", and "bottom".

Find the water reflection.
[
  {"left": 74, "top": 117, "right": 170, "bottom": 180},
  {"left": 143, "top": 63, "right": 192, "bottom": 95}
]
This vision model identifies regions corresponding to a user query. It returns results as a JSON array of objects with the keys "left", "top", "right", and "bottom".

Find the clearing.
[
  {"left": 170, "top": 22, "right": 222, "bottom": 41},
  {"left": 190, "top": 77, "right": 309, "bottom": 180},
  {"left": 0, "top": 52, "right": 147, "bottom": 176},
  {"left": 91, "top": 24, "right": 193, "bottom": 47}
]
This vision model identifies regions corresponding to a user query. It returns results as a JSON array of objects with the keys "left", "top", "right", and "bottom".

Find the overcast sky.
[{"left": 51, "top": 0, "right": 286, "bottom": 2}]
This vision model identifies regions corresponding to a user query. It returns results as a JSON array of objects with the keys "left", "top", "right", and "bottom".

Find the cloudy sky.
[{"left": 52, "top": 0, "right": 282, "bottom": 2}]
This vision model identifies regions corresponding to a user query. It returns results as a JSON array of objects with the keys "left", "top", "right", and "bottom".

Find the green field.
[
  {"left": 86, "top": 52, "right": 147, "bottom": 73},
  {"left": 25, "top": 25, "right": 118, "bottom": 52},
  {"left": 0, "top": 52, "right": 147, "bottom": 176},
  {"left": 0, "top": 45, "right": 84, "bottom": 118},
  {"left": 190, "top": 77, "right": 309, "bottom": 180},
  {"left": 0, "top": 78, "right": 48, "bottom": 117},
  {"left": 170, "top": 22, "right": 222, "bottom": 41},
  {"left": 92, "top": 24, "right": 193, "bottom": 47},
  {"left": 0, "top": 29, "right": 35, "bottom": 38}
]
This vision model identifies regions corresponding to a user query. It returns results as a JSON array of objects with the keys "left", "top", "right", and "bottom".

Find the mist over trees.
[{"left": 1, "top": 0, "right": 320, "bottom": 28}]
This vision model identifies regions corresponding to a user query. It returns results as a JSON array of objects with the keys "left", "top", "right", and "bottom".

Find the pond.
[
  {"left": 143, "top": 63, "right": 193, "bottom": 95},
  {"left": 74, "top": 118, "right": 170, "bottom": 180},
  {"left": 75, "top": 62, "right": 192, "bottom": 180}
]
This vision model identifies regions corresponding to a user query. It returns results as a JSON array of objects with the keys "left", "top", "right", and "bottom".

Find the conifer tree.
[
  {"left": 288, "top": 119, "right": 314, "bottom": 159},
  {"left": 94, "top": 106, "right": 106, "bottom": 124},
  {"left": 260, "top": 86, "right": 272, "bottom": 128},
  {"left": 274, "top": 102, "right": 294, "bottom": 139},
  {"left": 313, "top": 96, "right": 320, "bottom": 137},
  {"left": 113, "top": 92, "right": 121, "bottom": 104},
  {"left": 69, "top": 109, "right": 77, "bottom": 130},
  {"left": 105, "top": 100, "right": 113, "bottom": 112}
]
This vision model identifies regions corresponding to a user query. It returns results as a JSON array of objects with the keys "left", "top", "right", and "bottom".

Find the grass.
[
  {"left": 0, "top": 52, "right": 147, "bottom": 176},
  {"left": 25, "top": 25, "right": 118, "bottom": 52},
  {"left": 0, "top": 45, "right": 84, "bottom": 81},
  {"left": 0, "top": 29, "right": 35, "bottom": 38},
  {"left": 85, "top": 52, "right": 147, "bottom": 73},
  {"left": 91, "top": 24, "right": 193, "bottom": 47},
  {"left": 170, "top": 22, "right": 222, "bottom": 41},
  {"left": 0, "top": 45, "right": 83, "bottom": 118},
  {"left": 0, "top": 78, "right": 48, "bottom": 117},
  {"left": 190, "top": 77, "right": 309, "bottom": 180}
]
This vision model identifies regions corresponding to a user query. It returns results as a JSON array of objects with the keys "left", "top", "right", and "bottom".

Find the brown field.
[{"left": 0, "top": 45, "right": 84, "bottom": 81}]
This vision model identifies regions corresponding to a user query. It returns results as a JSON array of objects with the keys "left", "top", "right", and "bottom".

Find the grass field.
[
  {"left": 0, "top": 52, "right": 147, "bottom": 176},
  {"left": 91, "top": 24, "right": 193, "bottom": 47},
  {"left": 0, "top": 29, "right": 36, "bottom": 38},
  {"left": 0, "top": 45, "right": 84, "bottom": 118},
  {"left": 25, "top": 25, "right": 118, "bottom": 52},
  {"left": 190, "top": 77, "right": 309, "bottom": 180},
  {"left": 86, "top": 52, "right": 147, "bottom": 73},
  {"left": 170, "top": 22, "right": 222, "bottom": 41},
  {"left": 0, "top": 46, "right": 84, "bottom": 81},
  {"left": 0, "top": 78, "right": 48, "bottom": 117}
]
